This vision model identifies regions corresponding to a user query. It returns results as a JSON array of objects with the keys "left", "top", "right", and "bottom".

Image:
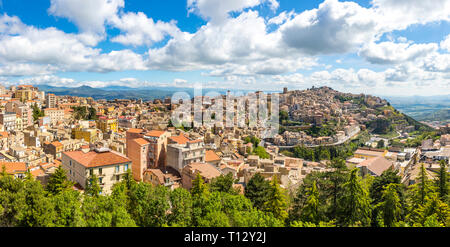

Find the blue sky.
[{"left": 0, "top": 0, "right": 449, "bottom": 96}]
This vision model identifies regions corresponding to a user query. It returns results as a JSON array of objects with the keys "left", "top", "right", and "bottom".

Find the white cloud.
[
  {"left": 359, "top": 41, "right": 438, "bottom": 64},
  {"left": 279, "top": 0, "right": 380, "bottom": 55},
  {"left": 440, "top": 34, "right": 450, "bottom": 52},
  {"left": 372, "top": 0, "right": 450, "bottom": 32},
  {"left": 48, "top": 0, "right": 124, "bottom": 34},
  {"left": 110, "top": 12, "right": 180, "bottom": 46},
  {"left": 187, "top": 0, "right": 279, "bottom": 24}
]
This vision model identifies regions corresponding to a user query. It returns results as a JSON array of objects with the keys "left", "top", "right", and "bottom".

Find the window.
[
  {"left": 69, "top": 160, "right": 72, "bottom": 166},
  {"left": 116, "top": 175, "right": 120, "bottom": 181},
  {"left": 89, "top": 169, "right": 93, "bottom": 176},
  {"left": 99, "top": 168, "right": 102, "bottom": 175},
  {"left": 99, "top": 177, "right": 103, "bottom": 184},
  {"left": 115, "top": 165, "right": 120, "bottom": 173},
  {"left": 124, "top": 164, "right": 128, "bottom": 171}
]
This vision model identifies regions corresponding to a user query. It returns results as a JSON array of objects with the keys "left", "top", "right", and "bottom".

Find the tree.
[
  {"left": 337, "top": 168, "right": 372, "bottom": 226},
  {"left": 252, "top": 146, "right": 270, "bottom": 159},
  {"left": 51, "top": 190, "right": 84, "bottom": 227},
  {"left": 46, "top": 166, "right": 73, "bottom": 195},
  {"left": 85, "top": 174, "right": 101, "bottom": 197},
  {"left": 376, "top": 184, "right": 402, "bottom": 227},
  {"left": 436, "top": 160, "right": 449, "bottom": 200},
  {"left": 210, "top": 173, "right": 237, "bottom": 194},
  {"left": 369, "top": 167, "right": 405, "bottom": 226},
  {"left": 377, "top": 139, "right": 385, "bottom": 149},
  {"left": 32, "top": 103, "right": 44, "bottom": 121},
  {"left": 245, "top": 173, "right": 270, "bottom": 210},
  {"left": 168, "top": 188, "right": 192, "bottom": 227},
  {"left": 263, "top": 176, "right": 288, "bottom": 221},
  {"left": 300, "top": 180, "right": 320, "bottom": 224}
]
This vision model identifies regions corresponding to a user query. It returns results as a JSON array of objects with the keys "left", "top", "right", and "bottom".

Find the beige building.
[
  {"left": 167, "top": 139, "right": 205, "bottom": 172},
  {"left": 44, "top": 108, "right": 64, "bottom": 125},
  {"left": 61, "top": 147, "right": 132, "bottom": 195},
  {"left": 45, "top": 93, "right": 56, "bottom": 108}
]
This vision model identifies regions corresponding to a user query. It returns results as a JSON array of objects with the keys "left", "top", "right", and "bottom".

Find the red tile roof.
[
  {"left": 0, "top": 162, "right": 27, "bottom": 174},
  {"left": 146, "top": 130, "right": 166, "bottom": 137},
  {"left": 169, "top": 134, "right": 190, "bottom": 144},
  {"left": 205, "top": 150, "right": 221, "bottom": 162},
  {"left": 63, "top": 150, "right": 131, "bottom": 168}
]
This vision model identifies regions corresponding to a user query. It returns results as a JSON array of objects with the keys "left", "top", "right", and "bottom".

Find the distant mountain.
[
  {"left": 382, "top": 94, "right": 450, "bottom": 122},
  {"left": 35, "top": 85, "right": 255, "bottom": 101}
]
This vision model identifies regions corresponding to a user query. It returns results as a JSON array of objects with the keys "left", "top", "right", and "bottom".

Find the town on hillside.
[{"left": 0, "top": 84, "right": 449, "bottom": 227}]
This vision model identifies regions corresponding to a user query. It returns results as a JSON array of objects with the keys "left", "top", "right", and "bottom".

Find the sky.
[{"left": 0, "top": 0, "right": 449, "bottom": 96}]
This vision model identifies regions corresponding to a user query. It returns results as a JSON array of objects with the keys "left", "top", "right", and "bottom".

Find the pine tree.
[
  {"left": 376, "top": 184, "right": 402, "bottom": 227},
  {"left": 337, "top": 168, "right": 372, "bottom": 226},
  {"left": 46, "top": 166, "right": 73, "bottom": 195},
  {"left": 300, "top": 180, "right": 320, "bottom": 224},
  {"left": 436, "top": 160, "right": 449, "bottom": 200},
  {"left": 245, "top": 173, "right": 271, "bottom": 210},
  {"left": 263, "top": 175, "right": 288, "bottom": 221}
]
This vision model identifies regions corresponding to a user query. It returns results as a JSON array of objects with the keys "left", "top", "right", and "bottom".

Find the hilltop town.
[{"left": 0, "top": 84, "right": 448, "bottom": 196}]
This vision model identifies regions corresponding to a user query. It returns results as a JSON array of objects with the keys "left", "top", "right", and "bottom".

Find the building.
[
  {"left": 44, "top": 108, "right": 64, "bottom": 125},
  {"left": 0, "top": 112, "right": 16, "bottom": 131},
  {"left": 166, "top": 140, "right": 206, "bottom": 172},
  {"left": 45, "top": 93, "right": 56, "bottom": 108},
  {"left": 126, "top": 129, "right": 171, "bottom": 181},
  {"left": 0, "top": 161, "right": 27, "bottom": 179},
  {"left": 61, "top": 147, "right": 132, "bottom": 194},
  {"left": 354, "top": 148, "right": 387, "bottom": 159},
  {"left": 97, "top": 117, "right": 118, "bottom": 133},
  {"left": 181, "top": 162, "right": 222, "bottom": 190},
  {"left": 143, "top": 167, "right": 181, "bottom": 190},
  {"left": 72, "top": 127, "right": 97, "bottom": 143},
  {"left": 357, "top": 156, "right": 394, "bottom": 177}
]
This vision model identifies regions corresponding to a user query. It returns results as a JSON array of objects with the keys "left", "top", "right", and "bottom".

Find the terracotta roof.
[
  {"left": 30, "top": 168, "right": 45, "bottom": 177},
  {"left": 359, "top": 157, "right": 393, "bottom": 176},
  {"left": 0, "top": 131, "right": 8, "bottom": 138},
  {"left": 205, "top": 150, "right": 221, "bottom": 162},
  {"left": 63, "top": 149, "right": 131, "bottom": 168},
  {"left": 0, "top": 162, "right": 27, "bottom": 174},
  {"left": 169, "top": 135, "right": 190, "bottom": 145},
  {"left": 146, "top": 130, "right": 166, "bottom": 137},
  {"left": 184, "top": 162, "right": 221, "bottom": 179},
  {"left": 127, "top": 128, "right": 144, "bottom": 134},
  {"left": 133, "top": 138, "right": 150, "bottom": 146},
  {"left": 51, "top": 141, "right": 63, "bottom": 147}
]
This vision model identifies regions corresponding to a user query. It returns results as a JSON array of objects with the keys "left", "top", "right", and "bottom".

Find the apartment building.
[
  {"left": 61, "top": 147, "right": 132, "bottom": 194},
  {"left": 126, "top": 129, "right": 171, "bottom": 181},
  {"left": 97, "top": 117, "right": 118, "bottom": 133},
  {"left": 44, "top": 108, "right": 64, "bottom": 126},
  {"left": 45, "top": 93, "right": 56, "bottom": 108},
  {"left": 166, "top": 139, "right": 206, "bottom": 172},
  {"left": 0, "top": 112, "right": 16, "bottom": 131}
]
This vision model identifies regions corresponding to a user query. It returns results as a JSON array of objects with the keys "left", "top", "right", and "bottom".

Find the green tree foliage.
[
  {"left": 337, "top": 169, "right": 372, "bottom": 226},
  {"left": 32, "top": 103, "right": 45, "bottom": 121},
  {"left": 300, "top": 180, "right": 320, "bottom": 224},
  {"left": 252, "top": 146, "right": 270, "bottom": 159},
  {"left": 210, "top": 173, "right": 237, "bottom": 194},
  {"left": 263, "top": 176, "right": 288, "bottom": 221},
  {"left": 376, "top": 184, "right": 402, "bottom": 227},
  {"left": 245, "top": 173, "right": 271, "bottom": 210},
  {"left": 46, "top": 166, "right": 74, "bottom": 195},
  {"left": 436, "top": 160, "right": 449, "bottom": 200},
  {"left": 85, "top": 174, "right": 102, "bottom": 197}
]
